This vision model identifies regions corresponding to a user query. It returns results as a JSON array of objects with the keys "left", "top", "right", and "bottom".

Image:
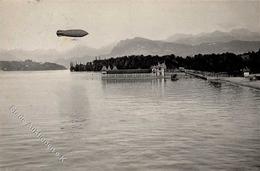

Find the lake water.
[{"left": 0, "top": 71, "right": 260, "bottom": 170}]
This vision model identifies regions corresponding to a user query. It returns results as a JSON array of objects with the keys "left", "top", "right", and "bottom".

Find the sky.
[{"left": 0, "top": 0, "right": 260, "bottom": 51}]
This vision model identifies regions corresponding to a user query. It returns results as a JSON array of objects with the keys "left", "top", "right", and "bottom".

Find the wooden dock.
[{"left": 185, "top": 70, "right": 208, "bottom": 80}]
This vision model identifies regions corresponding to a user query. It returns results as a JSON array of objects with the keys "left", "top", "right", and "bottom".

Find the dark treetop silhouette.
[{"left": 70, "top": 49, "right": 260, "bottom": 75}]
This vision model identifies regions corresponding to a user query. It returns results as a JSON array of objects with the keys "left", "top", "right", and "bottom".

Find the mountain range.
[
  {"left": 1, "top": 28, "right": 260, "bottom": 66},
  {"left": 111, "top": 37, "right": 260, "bottom": 57},
  {"left": 166, "top": 28, "right": 260, "bottom": 45}
]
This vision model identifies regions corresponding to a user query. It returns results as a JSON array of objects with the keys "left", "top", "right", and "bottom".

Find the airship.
[{"left": 56, "top": 29, "right": 88, "bottom": 37}]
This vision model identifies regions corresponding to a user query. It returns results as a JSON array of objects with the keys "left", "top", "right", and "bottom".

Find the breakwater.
[{"left": 184, "top": 70, "right": 260, "bottom": 90}]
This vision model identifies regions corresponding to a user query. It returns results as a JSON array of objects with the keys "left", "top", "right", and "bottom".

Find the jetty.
[
  {"left": 184, "top": 69, "right": 260, "bottom": 90},
  {"left": 185, "top": 70, "right": 208, "bottom": 80},
  {"left": 219, "top": 77, "right": 260, "bottom": 90}
]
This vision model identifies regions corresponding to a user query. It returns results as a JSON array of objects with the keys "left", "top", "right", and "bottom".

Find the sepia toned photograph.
[{"left": 0, "top": 0, "right": 260, "bottom": 170}]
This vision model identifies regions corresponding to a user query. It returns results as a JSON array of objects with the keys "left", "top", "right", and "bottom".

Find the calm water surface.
[{"left": 0, "top": 71, "right": 260, "bottom": 170}]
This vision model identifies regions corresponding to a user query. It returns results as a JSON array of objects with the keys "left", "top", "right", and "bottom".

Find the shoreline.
[
  {"left": 217, "top": 77, "right": 260, "bottom": 90},
  {"left": 184, "top": 70, "right": 260, "bottom": 90}
]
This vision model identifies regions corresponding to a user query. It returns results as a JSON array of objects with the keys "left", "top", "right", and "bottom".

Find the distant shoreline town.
[{"left": 0, "top": 60, "right": 66, "bottom": 71}]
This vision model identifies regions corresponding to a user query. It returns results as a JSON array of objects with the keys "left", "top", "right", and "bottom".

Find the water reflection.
[
  {"left": 57, "top": 83, "right": 89, "bottom": 131},
  {"left": 101, "top": 78, "right": 166, "bottom": 96}
]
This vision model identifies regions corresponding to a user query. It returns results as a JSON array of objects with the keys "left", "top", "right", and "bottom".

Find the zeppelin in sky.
[{"left": 56, "top": 29, "right": 88, "bottom": 37}]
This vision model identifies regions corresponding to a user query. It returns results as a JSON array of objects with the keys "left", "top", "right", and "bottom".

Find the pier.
[
  {"left": 184, "top": 69, "right": 260, "bottom": 90},
  {"left": 185, "top": 70, "right": 208, "bottom": 80}
]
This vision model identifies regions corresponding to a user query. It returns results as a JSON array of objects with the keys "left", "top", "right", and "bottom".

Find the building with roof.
[{"left": 101, "top": 62, "right": 167, "bottom": 79}]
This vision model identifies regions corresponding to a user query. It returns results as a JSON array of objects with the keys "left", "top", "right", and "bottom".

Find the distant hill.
[
  {"left": 166, "top": 28, "right": 260, "bottom": 45},
  {"left": 0, "top": 60, "right": 66, "bottom": 71},
  {"left": 0, "top": 44, "right": 115, "bottom": 67},
  {"left": 110, "top": 37, "right": 191, "bottom": 57},
  {"left": 109, "top": 37, "right": 260, "bottom": 57},
  {"left": 192, "top": 40, "right": 260, "bottom": 55}
]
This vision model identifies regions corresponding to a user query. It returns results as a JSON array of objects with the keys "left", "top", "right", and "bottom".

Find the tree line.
[{"left": 70, "top": 49, "right": 260, "bottom": 74}]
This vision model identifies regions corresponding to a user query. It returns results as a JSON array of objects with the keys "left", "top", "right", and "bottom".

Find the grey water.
[{"left": 0, "top": 71, "right": 260, "bottom": 171}]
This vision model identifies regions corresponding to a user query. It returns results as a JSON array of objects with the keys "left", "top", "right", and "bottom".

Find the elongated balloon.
[{"left": 56, "top": 29, "right": 88, "bottom": 37}]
